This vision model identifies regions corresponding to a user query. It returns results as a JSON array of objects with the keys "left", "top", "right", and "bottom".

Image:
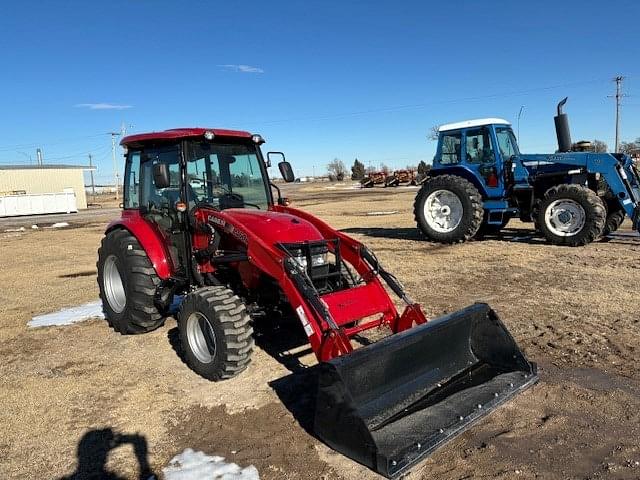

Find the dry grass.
[{"left": 1, "top": 184, "right": 639, "bottom": 479}]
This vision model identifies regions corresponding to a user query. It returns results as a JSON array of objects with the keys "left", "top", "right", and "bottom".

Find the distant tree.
[
  {"left": 591, "top": 139, "right": 607, "bottom": 153},
  {"left": 351, "top": 158, "right": 366, "bottom": 180},
  {"left": 327, "top": 158, "right": 347, "bottom": 181},
  {"left": 380, "top": 164, "right": 390, "bottom": 175},
  {"left": 428, "top": 125, "right": 440, "bottom": 141},
  {"left": 620, "top": 138, "right": 640, "bottom": 155},
  {"left": 417, "top": 160, "right": 431, "bottom": 175}
]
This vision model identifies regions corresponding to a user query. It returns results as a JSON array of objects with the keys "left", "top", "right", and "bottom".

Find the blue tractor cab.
[{"left": 414, "top": 98, "right": 640, "bottom": 246}]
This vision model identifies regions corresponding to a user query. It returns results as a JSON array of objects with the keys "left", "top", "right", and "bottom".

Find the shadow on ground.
[
  {"left": 342, "top": 226, "right": 640, "bottom": 246},
  {"left": 59, "top": 428, "right": 156, "bottom": 480},
  {"left": 342, "top": 226, "right": 548, "bottom": 244}
]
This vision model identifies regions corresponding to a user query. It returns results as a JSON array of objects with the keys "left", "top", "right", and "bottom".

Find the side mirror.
[
  {"left": 267, "top": 151, "right": 285, "bottom": 168},
  {"left": 278, "top": 161, "right": 295, "bottom": 183},
  {"left": 153, "top": 163, "right": 171, "bottom": 189}
]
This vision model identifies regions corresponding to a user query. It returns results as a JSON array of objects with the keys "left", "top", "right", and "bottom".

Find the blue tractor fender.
[{"left": 428, "top": 166, "right": 491, "bottom": 198}]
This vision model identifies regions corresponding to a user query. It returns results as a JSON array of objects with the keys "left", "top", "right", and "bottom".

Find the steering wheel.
[{"left": 220, "top": 192, "right": 261, "bottom": 209}]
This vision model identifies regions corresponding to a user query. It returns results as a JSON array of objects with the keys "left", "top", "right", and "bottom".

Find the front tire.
[
  {"left": 178, "top": 286, "right": 254, "bottom": 381},
  {"left": 97, "top": 229, "right": 165, "bottom": 334},
  {"left": 602, "top": 196, "right": 625, "bottom": 237},
  {"left": 603, "top": 209, "right": 625, "bottom": 236},
  {"left": 537, "top": 184, "right": 605, "bottom": 246},
  {"left": 413, "top": 175, "right": 484, "bottom": 243}
]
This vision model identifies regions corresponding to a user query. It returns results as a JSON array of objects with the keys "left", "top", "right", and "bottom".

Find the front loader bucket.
[{"left": 314, "top": 303, "right": 537, "bottom": 478}]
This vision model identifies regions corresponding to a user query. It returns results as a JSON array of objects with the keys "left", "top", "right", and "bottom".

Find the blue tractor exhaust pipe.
[{"left": 554, "top": 97, "right": 572, "bottom": 153}]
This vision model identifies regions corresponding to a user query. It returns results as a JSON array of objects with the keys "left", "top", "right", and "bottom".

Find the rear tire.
[
  {"left": 178, "top": 286, "right": 254, "bottom": 381},
  {"left": 414, "top": 175, "right": 484, "bottom": 243},
  {"left": 97, "top": 229, "right": 165, "bottom": 334},
  {"left": 537, "top": 184, "right": 605, "bottom": 246}
]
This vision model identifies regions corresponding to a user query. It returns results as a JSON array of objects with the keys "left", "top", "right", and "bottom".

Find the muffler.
[
  {"left": 313, "top": 303, "right": 537, "bottom": 478},
  {"left": 554, "top": 97, "right": 572, "bottom": 153}
]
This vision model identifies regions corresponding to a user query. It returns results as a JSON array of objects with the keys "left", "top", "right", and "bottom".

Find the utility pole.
[
  {"left": 610, "top": 76, "right": 626, "bottom": 153},
  {"left": 88, "top": 153, "right": 96, "bottom": 202},
  {"left": 36, "top": 148, "right": 43, "bottom": 166},
  {"left": 109, "top": 132, "right": 120, "bottom": 200}
]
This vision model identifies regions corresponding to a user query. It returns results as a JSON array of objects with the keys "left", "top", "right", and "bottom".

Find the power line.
[
  {"left": 0, "top": 132, "right": 109, "bottom": 153},
  {"left": 245, "top": 77, "right": 611, "bottom": 127},
  {"left": 0, "top": 143, "right": 111, "bottom": 164}
]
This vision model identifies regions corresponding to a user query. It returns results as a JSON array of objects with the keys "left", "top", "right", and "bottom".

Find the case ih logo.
[
  {"left": 207, "top": 214, "right": 248, "bottom": 244},
  {"left": 207, "top": 214, "right": 225, "bottom": 227}
]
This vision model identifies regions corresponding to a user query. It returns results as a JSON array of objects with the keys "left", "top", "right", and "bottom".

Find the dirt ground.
[{"left": 1, "top": 183, "right": 639, "bottom": 480}]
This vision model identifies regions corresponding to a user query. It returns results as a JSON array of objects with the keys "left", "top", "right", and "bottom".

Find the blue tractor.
[{"left": 414, "top": 98, "right": 640, "bottom": 246}]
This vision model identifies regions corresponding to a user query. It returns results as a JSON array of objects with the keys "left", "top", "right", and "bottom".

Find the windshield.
[
  {"left": 495, "top": 127, "right": 520, "bottom": 158},
  {"left": 186, "top": 142, "right": 270, "bottom": 210}
]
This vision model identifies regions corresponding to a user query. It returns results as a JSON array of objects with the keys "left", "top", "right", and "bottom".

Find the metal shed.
[{"left": 0, "top": 164, "right": 95, "bottom": 216}]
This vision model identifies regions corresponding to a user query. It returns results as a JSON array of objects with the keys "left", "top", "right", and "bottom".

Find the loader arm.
[
  {"left": 519, "top": 152, "right": 640, "bottom": 227},
  {"left": 201, "top": 207, "right": 426, "bottom": 362},
  {"left": 274, "top": 205, "right": 429, "bottom": 331}
]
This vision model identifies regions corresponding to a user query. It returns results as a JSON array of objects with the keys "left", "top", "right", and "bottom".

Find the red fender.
[{"left": 106, "top": 210, "right": 174, "bottom": 279}]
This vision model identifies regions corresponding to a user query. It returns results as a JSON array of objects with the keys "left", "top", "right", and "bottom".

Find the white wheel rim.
[
  {"left": 544, "top": 199, "right": 586, "bottom": 237},
  {"left": 187, "top": 312, "right": 217, "bottom": 364},
  {"left": 423, "top": 189, "right": 464, "bottom": 233},
  {"left": 103, "top": 255, "right": 126, "bottom": 313}
]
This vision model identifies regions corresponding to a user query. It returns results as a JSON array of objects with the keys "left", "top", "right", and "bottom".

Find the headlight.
[{"left": 290, "top": 247, "right": 328, "bottom": 269}]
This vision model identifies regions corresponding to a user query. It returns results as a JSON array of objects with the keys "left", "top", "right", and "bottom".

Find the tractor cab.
[
  {"left": 119, "top": 128, "right": 295, "bottom": 280},
  {"left": 433, "top": 119, "right": 519, "bottom": 198},
  {"left": 121, "top": 128, "right": 292, "bottom": 216}
]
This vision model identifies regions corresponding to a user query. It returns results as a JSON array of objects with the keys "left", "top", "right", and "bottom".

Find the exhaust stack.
[{"left": 554, "top": 97, "right": 572, "bottom": 153}]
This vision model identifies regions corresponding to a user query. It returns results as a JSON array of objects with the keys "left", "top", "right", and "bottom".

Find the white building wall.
[{"left": 0, "top": 168, "right": 88, "bottom": 209}]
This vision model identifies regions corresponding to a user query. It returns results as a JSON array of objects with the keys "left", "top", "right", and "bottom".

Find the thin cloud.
[
  {"left": 75, "top": 103, "right": 133, "bottom": 110},
  {"left": 217, "top": 64, "right": 264, "bottom": 74}
]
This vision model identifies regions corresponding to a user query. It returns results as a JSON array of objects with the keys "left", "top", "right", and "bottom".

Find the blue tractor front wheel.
[{"left": 537, "top": 184, "right": 605, "bottom": 247}]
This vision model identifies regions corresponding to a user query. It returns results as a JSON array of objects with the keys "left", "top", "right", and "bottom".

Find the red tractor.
[{"left": 97, "top": 127, "right": 536, "bottom": 478}]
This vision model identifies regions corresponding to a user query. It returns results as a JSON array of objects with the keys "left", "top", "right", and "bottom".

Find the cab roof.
[
  {"left": 120, "top": 128, "right": 252, "bottom": 146},
  {"left": 438, "top": 118, "right": 511, "bottom": 133}
]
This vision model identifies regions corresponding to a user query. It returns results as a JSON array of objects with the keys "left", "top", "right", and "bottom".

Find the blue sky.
[{"left": 0, "top": 0, "right": 639, "bottom": 181}]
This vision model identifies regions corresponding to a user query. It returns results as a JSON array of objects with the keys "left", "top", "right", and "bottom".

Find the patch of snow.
[
  {"left": 4, "top": 227, "right": 26, "bottom": 232},
  {"left": 163, "top": 448, "right": 259, "bottom": 480},
  {"left": 366, "top": 211, "right": 398, "bottom": 216},
  {"left": 51, "top": 222, "right": 70, "bottom": 228},
  {"left": 29, "top": 300, "right": 104, "bottom": 328},
  {"left": 31, "top": 224, "right": 39, "bottom": 229}
]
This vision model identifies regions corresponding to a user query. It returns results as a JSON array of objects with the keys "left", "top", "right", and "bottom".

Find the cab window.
[
  {"left": 186, "top": 142, "right": 270, "bottom": 210},
  {"left": 495, "top": 127, "right": 519, "bottom": 158},
  {"left": 124, "top": 151, "right": 141, "bottom": 209},
  {"left": 439, "top": 132, "right": 461, "bottom": 165},
  {"left": 465, "top": 128, "right": 495, "bottom": 164},
  {"left": 139, "top": 146, "right": 181, "bottom": 211}
]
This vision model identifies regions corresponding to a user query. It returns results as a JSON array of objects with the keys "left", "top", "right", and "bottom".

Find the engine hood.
[{"left": 222, "top": 209, "right": 324, "bottom": 245}]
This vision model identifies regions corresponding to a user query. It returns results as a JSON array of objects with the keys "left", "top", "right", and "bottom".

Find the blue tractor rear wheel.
[{"left": 414, "top": 175, "right": 484, "bottom": 243}]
